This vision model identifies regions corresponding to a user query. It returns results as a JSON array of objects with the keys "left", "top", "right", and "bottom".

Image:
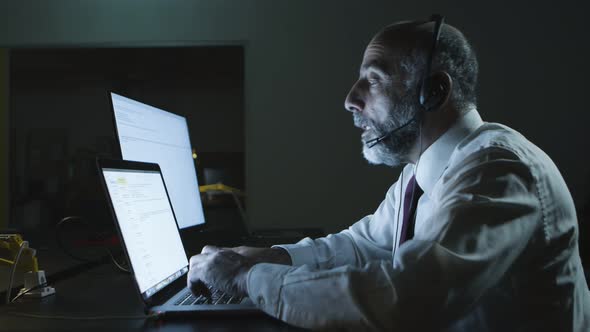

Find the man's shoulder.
[
  {"left": 451, "top": 121, "right": 549, "bottom": 167},
  {"left": 457, "top": 122, "right": 525, "bottom": 152},
  {"left": 437, "top": 121, "right": 568, "bottom": 211}
]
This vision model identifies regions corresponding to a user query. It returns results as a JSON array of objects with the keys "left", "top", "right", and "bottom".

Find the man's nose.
[{"left": 344, "top": 82, "right": 365, "bottom": 113}]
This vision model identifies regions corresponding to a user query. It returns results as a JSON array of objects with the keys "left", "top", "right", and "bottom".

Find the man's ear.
[{"left": 423, "top": 71, "right": 452, "bottom": 112}]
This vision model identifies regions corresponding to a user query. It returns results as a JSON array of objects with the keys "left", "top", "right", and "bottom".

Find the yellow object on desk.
[
  {"left": 1, "top": 234, "right": 55, "bottom": 303},
  {"left": 0, "top": 234, "right": 38, "bottom": 273},
  {"left": 199, "top": 183, "right": 244, "bottom": 195}
]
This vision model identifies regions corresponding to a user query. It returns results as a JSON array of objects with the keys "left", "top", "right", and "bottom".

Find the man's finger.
[
  {"left": 189, "top": 253, "right": 208, "bottom": 268},
  {"left": 187, "top": 265, "right": 212, "bottom": 299},
  {"left": 188, "top": 279, "right": 212, "bottom": 299},
  {"left": 201, "top": 245, "right": 223, "bottom": 254}
]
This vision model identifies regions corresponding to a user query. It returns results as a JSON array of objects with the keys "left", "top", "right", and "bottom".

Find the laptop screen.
[
  {"left": 110, "top": 92, "right": 206, "bottom": 229},
  {"left": 102, "top": 167, "right": 189, "bottom": 298}
]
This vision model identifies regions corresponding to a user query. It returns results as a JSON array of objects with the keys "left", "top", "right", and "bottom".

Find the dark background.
[
  {"left": 0, "top": 1, "right": 588, "bottom": 263},
  {"left": 9, "top": 47, "right": 245, "bottom": 239}
]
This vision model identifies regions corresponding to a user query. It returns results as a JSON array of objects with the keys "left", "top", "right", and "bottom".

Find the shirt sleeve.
[
  {"left": 247, "top": 148, "right": 542, "bottom": 330},
  {"left": 273, "top": 176, "right": 403, "bottom": 269}
]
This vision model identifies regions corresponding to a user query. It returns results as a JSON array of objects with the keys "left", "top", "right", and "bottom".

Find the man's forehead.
[{"left": 361, "top": 41, "right": 402, "bottom": 75}]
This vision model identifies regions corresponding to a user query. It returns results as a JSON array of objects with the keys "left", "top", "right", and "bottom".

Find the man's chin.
[
  {"left": 362, "top": 145, "right": 400, "bottom": 167},
  {"left": 362, "top": 150, "right": 383, "bottom": 165}
]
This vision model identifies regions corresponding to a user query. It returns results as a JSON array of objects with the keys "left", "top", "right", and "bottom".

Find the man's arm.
[
  {"left": 246, "top": 148, "right": 542, "bottom": 330},
  {"left": 204, "top": 174, "right": 405, "bottom": 270},
  {"left": 187, "top": 174, "right": 405, "bottom": 297},
  {"left": 273, "top": 174, "right": 406, "bottom": 269},
  {"left": 201, "top": 245, "right": 292, "bottom": 265}
]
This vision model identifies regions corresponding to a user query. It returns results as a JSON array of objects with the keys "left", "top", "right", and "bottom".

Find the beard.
[{"left": 355, "top": 102, "right": 421, "bottom": 167}]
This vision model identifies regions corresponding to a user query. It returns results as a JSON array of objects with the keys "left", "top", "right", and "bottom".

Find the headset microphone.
[{"left": 364, "top": 116, "right": 418, "bottom": 148}]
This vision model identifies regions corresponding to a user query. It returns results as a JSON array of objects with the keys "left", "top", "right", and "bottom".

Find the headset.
[
  {"left": 419, "top": 14, "right": 446, "bottom": 111},
  {"left": 390, "top": 14, "right": 446, "bottom": 262},
  {"left": 365, "top": 14, "right": 446, "bottom": 149}
]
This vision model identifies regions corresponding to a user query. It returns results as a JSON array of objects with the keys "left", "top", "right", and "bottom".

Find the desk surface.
[{"left": 0, "top": 262, "right": 306, "bottom": 332}]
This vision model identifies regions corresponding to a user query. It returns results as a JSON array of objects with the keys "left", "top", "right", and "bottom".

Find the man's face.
[{"left": 344, "top": 38, "right": 420, "bottom": 167}]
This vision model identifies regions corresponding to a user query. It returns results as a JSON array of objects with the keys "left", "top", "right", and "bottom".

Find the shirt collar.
[{"left": 414, "top": 108, "right": 484, "bottom": 196}]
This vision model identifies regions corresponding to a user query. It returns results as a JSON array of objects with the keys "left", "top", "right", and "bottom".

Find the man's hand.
[
  {"left": 187, "top": 245, "right": 292, "bottom": 298},
  {"left": 187, "top": 247, "right": 254, "bottom": 298}
]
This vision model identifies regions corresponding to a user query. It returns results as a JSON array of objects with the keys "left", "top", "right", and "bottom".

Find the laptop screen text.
[{"left": 102, "top": 168, "right": 189, "bottom": 297}]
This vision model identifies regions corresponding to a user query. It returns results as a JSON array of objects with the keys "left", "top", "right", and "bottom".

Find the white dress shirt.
[{"left": 246, "top": 109, "right": 590, "bottom": 331}]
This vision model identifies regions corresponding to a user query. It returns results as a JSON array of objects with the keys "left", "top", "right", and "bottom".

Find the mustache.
[
  {"left": 353, "top": 113, "right": 389, "bottom": 134},
  {"left": 353, "top": 113, "right": 373, "bottom": 129}
]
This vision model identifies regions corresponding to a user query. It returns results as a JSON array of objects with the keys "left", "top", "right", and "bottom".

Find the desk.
[{"left": 0, "top": 262, "right": 306, "bottom": 332}]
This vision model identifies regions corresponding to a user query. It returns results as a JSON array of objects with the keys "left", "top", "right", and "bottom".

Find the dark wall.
[
  {"left": 0, "top": 1, "right": 589, "bottom": 236},
  {"left": 9, "top": 47, "right": 244, "bottom": 232}
]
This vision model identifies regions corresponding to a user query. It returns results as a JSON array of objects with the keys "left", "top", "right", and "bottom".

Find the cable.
[
  {"left": 56, "top": 216, "right": 129, "bottom": 274},
  {"left": 229, "top": 190, "right": 248, "bottom": 228},
  {"left": 55, "top": 216, "right": 95, "bottom": 263},
  {"left": 5, "top": 241, "right": 27, "bottom": 305},
  {"left": 0, "top": 311, "right": 163, "bottom": 320},
  {"left": 56, "top": 215, "right": 84, "bottom": 226},
  {"left": 404, "top": 121, "right": 424, "bottom": 238},
  {"left": 392, "top": 171, "right": 404, "bottom": 262},
  {"left": 10, "top": 283, "right": 48, "bottom": 303},
  {"left": 107, "top": 249, "right": 130, "bottom": 273}
]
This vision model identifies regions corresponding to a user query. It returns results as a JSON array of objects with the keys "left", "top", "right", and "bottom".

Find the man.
[{"left": 188, "top": 18, "right": 590, "bottom": 331}]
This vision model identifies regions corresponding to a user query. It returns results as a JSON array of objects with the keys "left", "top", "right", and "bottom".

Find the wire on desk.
[
  {"left": 107, "top": 249, "right": 130, "bottom": 273},
  {"left": 229, "top": 190, "right": 248, "bottom": 227},
  {"left": 56, "top": 216, "right": 130, "bottom": 274},
  {"left": 10, "top": 283, "right": 48, "bottom": 303},
  {"left": 0, "top": 311, "right": 163, "bottom": 320},
  {"left": 5, "top": 241, "right": 27, "bottom": 305},
  {"left": 55, "top": 216, "right": 99, "bottom": 263}
]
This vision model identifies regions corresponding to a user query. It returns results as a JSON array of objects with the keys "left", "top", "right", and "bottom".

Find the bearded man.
[{"left": 187, "top": 16, "right": 590, "bottom": 331}]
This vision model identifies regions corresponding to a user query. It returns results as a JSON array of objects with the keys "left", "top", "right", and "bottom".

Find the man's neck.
[{"left": 407, "top": 106, "right": 462, "bottom": 164}]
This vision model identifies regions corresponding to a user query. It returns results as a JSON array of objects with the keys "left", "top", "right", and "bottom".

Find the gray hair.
[{"left": 384, "top": 22, "right": 479, "bottom": 111}]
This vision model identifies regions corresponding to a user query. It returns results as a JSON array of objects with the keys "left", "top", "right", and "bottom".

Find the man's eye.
[{"left": 368, "top": 78, "right": 379, "bottom": 86}]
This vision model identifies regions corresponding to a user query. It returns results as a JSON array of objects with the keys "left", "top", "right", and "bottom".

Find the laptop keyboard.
[{"left": 174, "top": 287, "right": 243, "bottom": 306}]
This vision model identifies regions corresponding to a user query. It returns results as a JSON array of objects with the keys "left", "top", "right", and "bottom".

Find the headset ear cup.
[
  {"left": 423, "top": 78, "right": 448, "bottom": 112},
  {"left": 422, "top": 85, "right": 441, "bottom": 112}
]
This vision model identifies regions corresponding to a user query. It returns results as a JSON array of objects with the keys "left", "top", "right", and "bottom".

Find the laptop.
[{"left": 97, "top": 158, "right": 260, "bottom": 315}]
